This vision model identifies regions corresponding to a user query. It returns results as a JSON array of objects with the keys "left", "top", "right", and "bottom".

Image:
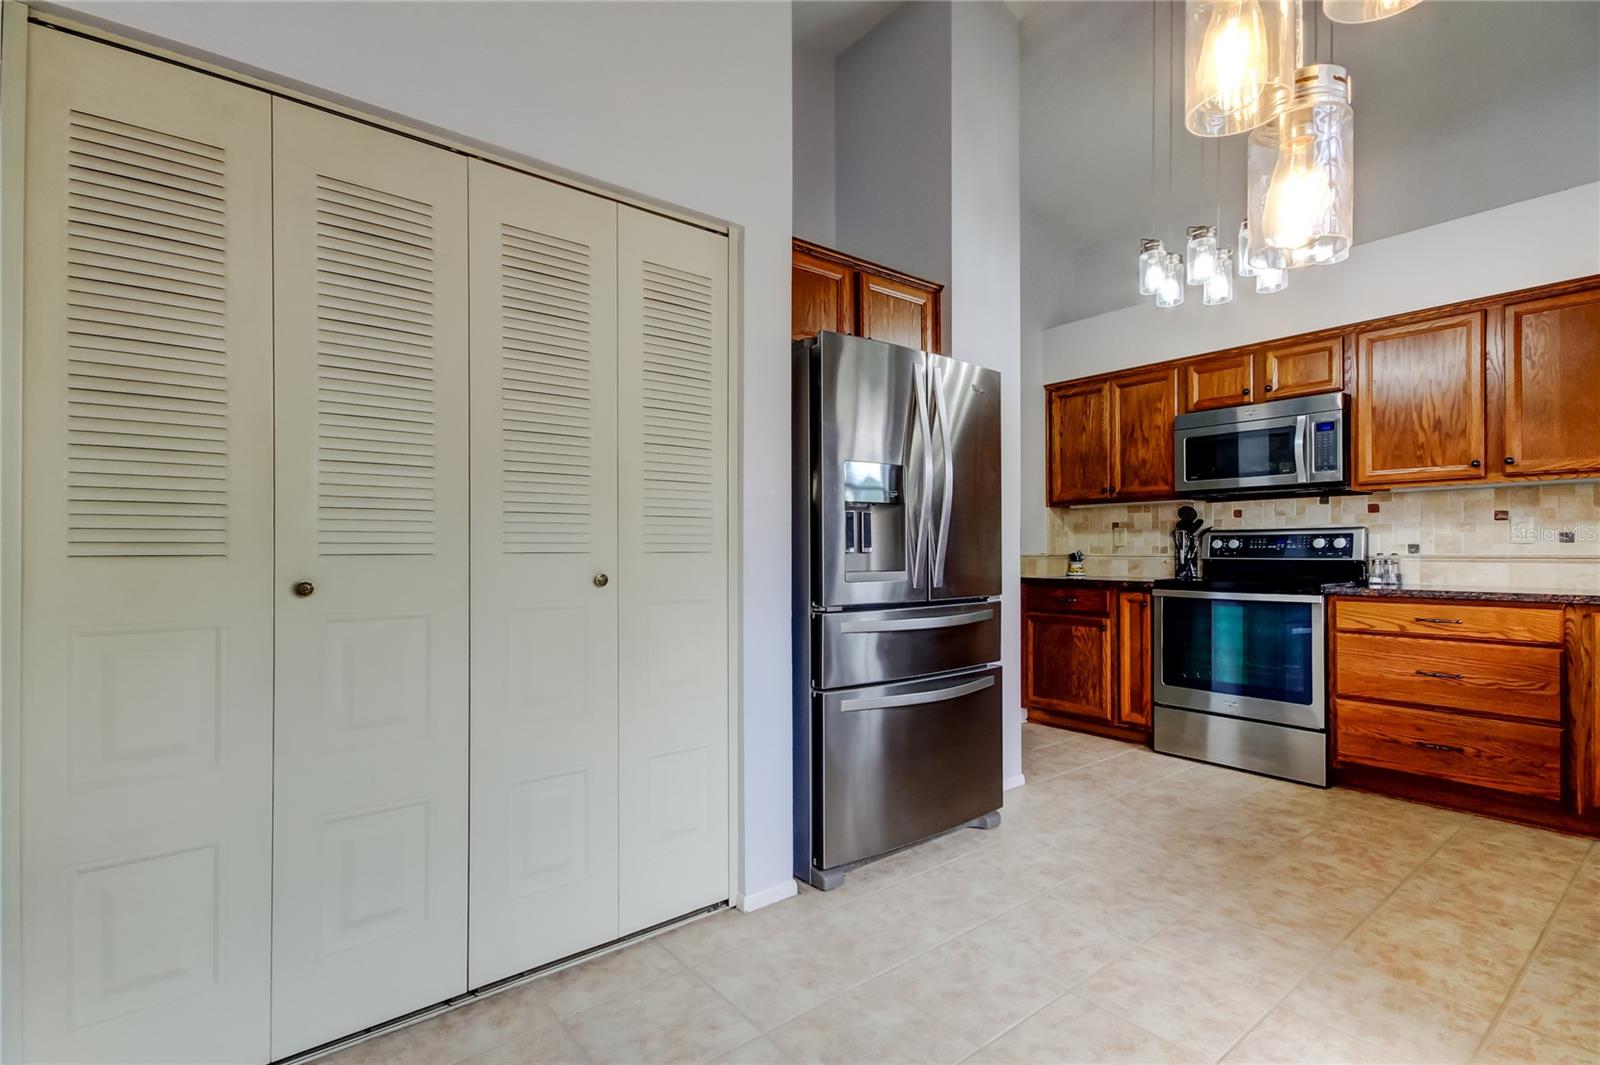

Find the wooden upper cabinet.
[
  {"left": 1260, "top": 338, "right": 1343, "bottom": 400},
  {"left": 791, "top": 248, "right": 853, "bottom": 342},
  {"left": 1181, "top": 351, "right": 1255, "bottom": 411},
  {"left": 1109, "top": 368, "right": 1176, "bottom": 499},
  {"left": 1046, "top": 381, "right": 1110, "bottom": 504},
  {"left": 1355, "top": 311, "right": 1487, "bottom": 488},
  {"left": 1502, "top": 289, "right": 1600, "bottom": 477},
  {"left": 858, "top": 270, "right": 939, "bottom": 353}
]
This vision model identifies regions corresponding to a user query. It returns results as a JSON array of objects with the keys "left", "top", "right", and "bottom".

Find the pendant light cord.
[{"left": 1150, "top": 0, "right": 1157, "bottom": 237}]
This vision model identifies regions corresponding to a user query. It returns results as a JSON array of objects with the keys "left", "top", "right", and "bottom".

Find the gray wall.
[{"left": 793, "top": 43, "right": 836, "bottom": 245}]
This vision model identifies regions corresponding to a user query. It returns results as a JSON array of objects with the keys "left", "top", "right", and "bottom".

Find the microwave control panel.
[
  {"left": 1311, "top": 419, "right": 1341, "bottom": 472},
  {"left": 1205, "top": 531, "right": 1361, "bottom": 560}
]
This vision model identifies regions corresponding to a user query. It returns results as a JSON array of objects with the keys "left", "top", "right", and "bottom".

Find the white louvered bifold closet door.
[
  {"left": 269, "top": 100, "right": 470, "bottom": 1058},
  {"left": 467, "top": 160, "right": 621, "bottom": 987},
  {"left": 616, "top": 207, "right": 731, "bottom": 933},
  {"left": 19, "top": 29, "right": 274, "bottom": 1065}
]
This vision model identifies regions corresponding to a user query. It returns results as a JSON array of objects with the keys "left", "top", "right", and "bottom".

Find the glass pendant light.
[
  {"left": 1255, "top": 263, "right": 1289, "bottom": 294},
  {"left": 1235, "top": 220, "right": 1256, "bottom": 277},
  {"left": 1139, "top": 238, "right": 1168, "bottom": 296},
  {"left": 1186, "top": 226, "right": 1218, "bottom": 286},
  {"left": 1156, "top": 253, "right": 1186, "bottom": 308},
  {"left": 1203, "top": 248, "right": 1235, "bottom": 305},
  {"left": 1324, "top": 0, "right": 1421, "bottom": 24},
  {"left": 1248, "top": 64, "right": 1355, "bottom": 270},
  {"left": 1184, "top": 0, "right": 1296, "bottom": 136}
]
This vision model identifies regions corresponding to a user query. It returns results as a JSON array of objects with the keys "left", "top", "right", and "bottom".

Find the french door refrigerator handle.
[
  {"left": 839, "top": 674, "right": 995, "bottom": 713},
  {"left": 910, "top": 359, "right": 933, "bottom": 588},
  {"left": 932, "top": 359, "right": 954, "bottom": 587},
  {"left": 838, "top": 608, "right": 994, "bottom": 634}
]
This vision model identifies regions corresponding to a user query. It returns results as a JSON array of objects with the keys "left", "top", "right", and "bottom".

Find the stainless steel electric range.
[{"left": 1151, "top": 527, "right": 1368, "bottom": 787}]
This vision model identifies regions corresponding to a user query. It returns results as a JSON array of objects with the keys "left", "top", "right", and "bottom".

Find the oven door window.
[
  {"left": 1161, "top": 597, "right": 1316, "bottom": 705},
  {"left": 1184, "top": 424, "right": 1300, "bottom": 483}
]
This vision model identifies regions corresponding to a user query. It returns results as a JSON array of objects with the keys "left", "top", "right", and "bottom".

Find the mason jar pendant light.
[
  {"left": 1248, "top": 63, "right": 1354, "bottom": 269},
  {"left": 1139, "top": 238, "right": 1169, "bottom": 296},
  {"left": 1186, "top": 225, "right": 1218, "bottom": 286},
  {"left": 1324, "top": 0, "right": 1421, "bottom": 24},
  {"left": 1203, "top": 248, "right": 1235, "bottom": 304},
  {"left": 1236, "top": 220, "right": 1257, "bottom": 277},
  {"left": 1156, "top": 253, "right": 1186, "bottom": 308},
  {"left": 1256, "top": 263, "right": 1289, "bottom": 294},
  {"left": 1184, "top": 0, "right": 1296, "bottom": 136}
]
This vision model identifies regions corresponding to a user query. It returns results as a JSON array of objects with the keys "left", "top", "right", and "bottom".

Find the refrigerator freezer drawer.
[
  {"left": 817, "top": 667, "right": 1002, "bottom": 870},
  {"left": 816, "top": 601, "right": 1000, "bottom": 690}
]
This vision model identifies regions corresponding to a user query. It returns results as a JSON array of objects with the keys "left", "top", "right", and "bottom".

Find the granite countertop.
[
  {"left": 1022, "top": 575, "right": 1158, "bottom": 587},
  {"left": 1322, "top": 582, "right": 1600, "bottom": 606}
]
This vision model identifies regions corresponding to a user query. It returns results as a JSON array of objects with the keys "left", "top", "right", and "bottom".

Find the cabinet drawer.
[
  {"left": 1335, "top": 633, "right": 1561, "bottom": 722},
  {"left": 1334, "top": 698, "right": 1561, "bottom": 801},
  {"left": 1024, "top": 584, "right": 1111, "bottom": 616},
  {"left": 1335, "top": 599, "right": 1563, "bottom": 645}
]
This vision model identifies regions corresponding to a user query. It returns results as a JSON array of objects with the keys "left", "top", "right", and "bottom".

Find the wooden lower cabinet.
[
  {"left": 1330, "top": 595, "right": 1600, "bottom": 835},
  {"left": 1022, "top": 579, "right": 1152, "bottom": 742}
]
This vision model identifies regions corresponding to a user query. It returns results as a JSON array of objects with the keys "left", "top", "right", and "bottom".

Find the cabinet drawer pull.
[
  {"left": 1415, "top": 741, "right": 1465, "bottom": 754},
  {"left": 1413, "top": 617, "right": 1463, "bottom": 625},
  {"left": 1414, "top": 669, "right": 1465, "bottom": 680}
]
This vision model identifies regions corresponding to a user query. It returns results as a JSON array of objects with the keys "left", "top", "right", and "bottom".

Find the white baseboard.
[
  {"left": 1003, "top": 773, "right": 1026, "bottom": 791},
  {"left": 735, "top": 878, "right": 798, "bottom": 912}
]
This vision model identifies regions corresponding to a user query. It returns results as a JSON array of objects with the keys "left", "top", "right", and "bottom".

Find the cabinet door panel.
[
  {"left": 1503, "top": 289, "right": 1600, "bottom": 476},
  {"left": 1181, "top": 351, "right": 1255, "bottom": 411},
  {"left": 1022, "top": 612, "right": 1113, "bottom": 722},
  {"left": 1110, "top": 369, "right": 1176, "bottom": 499},
  {"left": 1355, "top": 312, "right": 1486, "bottom": 487},
  {"left": 1260, "top": 338, "right": 1343, "bottom": 400},
  {"left": 617, "top": 207, "right": 730, "bottom": 934},
  {"left": 792, "top": 249, "right": 854, "bottom": 341},
  {"left": 1046, "top": 382, "right": 1110, "bottom": 504},
  {"left": 467, "top": 160, "right": 620, "bottom": 988},
  {"left": 270, "top": 100, "right": 469, "bottom": 1057},
  {"left": 21, "top": 29, "right": 274, "bottom": 1065},
  {"left": 1117, "top": 593, "right": 1153, "bottom": 728},
  {"left": 859, "top": 270, "right": 938, "bottom": 353}
]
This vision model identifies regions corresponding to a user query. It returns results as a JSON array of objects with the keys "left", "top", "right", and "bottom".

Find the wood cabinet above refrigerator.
[{"left": 792, "top": 238, "right": 943, "bottom": 353}]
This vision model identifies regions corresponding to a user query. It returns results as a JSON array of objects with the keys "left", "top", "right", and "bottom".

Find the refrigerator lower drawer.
[
  {"left": 816, "top": 601, "right": 1000, "bottom": 689},
  {"left": 817, "top": 666, "right": 1002, "bottom": 870}
]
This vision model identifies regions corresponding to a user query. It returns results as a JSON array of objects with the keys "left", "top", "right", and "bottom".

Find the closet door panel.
[
  {"left": 467, "top": 160, "right": 620, "bottom": 987},
  {"left": 20, "top": 29, "right": 274, "bottom": 1064},
  {"left": 617, "top": 208, "right": 731, "bottom": 933},
  {"left": 270, "top": 99, "right": 469, "bottom": 1057}
]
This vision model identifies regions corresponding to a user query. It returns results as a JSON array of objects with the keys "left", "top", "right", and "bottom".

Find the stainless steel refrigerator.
[{"left": 792, "top": 331, "right": 1003, "bottom": 890}]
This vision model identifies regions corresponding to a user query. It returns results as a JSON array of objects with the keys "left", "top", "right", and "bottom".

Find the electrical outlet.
[
  {"left": 1407, "top": 544, "right": 1420, "bottom": 554},
  {"left": 1112, "top": 526, "right": 1128, "bottom": 549}
]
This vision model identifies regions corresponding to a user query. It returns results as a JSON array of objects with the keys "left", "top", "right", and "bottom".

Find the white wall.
[
  {"left": 793, "top": 43, "right": 835, "bottom": 245},
  {"left": 950, "top": 3, "right": 1023, "bottom": 790},
  {"left": 53, "top": 0, "right": 798, "bottom": 908},
  {"left": 1023, "top": 182, "right": 1600, "bottom": 553}
]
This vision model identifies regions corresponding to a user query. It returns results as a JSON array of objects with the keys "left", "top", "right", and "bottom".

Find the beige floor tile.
[
  {"left": 863, "top": 937, "right": 1065, "bottom": 1048},
  {"left": 564, "top": 972, "right": 758, "bottom": 1065},
  {"left": 1144, "top": 910, "right": 1326, "bottom": 1008},
  {"left": 1204, "top": 878, "right": 1375, "bottom": 948},
  {"left": 1222, "top": 1004, "right": 1409, "bottom": 1065},
  {"left": 1475, "top": 1022, "right": 1600, "bottom": 1065},
  {"left": 1500, "top": 954, "right": 1600, "bottom": 1053},
  {"left": 324, "top": 982, "right": 562, "bottom": 1065},
  {"left": 715, "top": 1035, "right": 791, "bottom": 1064},
  {"left": 955, "top": 891, "right": 1137, "bottom": 988},
  {"left": 460, "top": 1022, "right": 590, "bottom": 1065},
  {"left": 1449, "top": 820, "right": 1594, "bottom": 864},
  {"left": 965, "top": 992, "right": 1192, "bottom": 1065},
  {"left": 1283, "top": 958, "right": 1497, "bottom": 1063},
  {"left": 1526, "top": 929, "right": 1600, "bottom": 989},
  {"left": 1548, "top": 892, "right": 1600, "bottom": 941},
  {"left": 1342, "top": 911, "right": 1533, "bottom": 1012},
  {"left": 1021, "top": 722, "right": 1069, "bottom": 752},
  {"left": 1370, "top": 883, "right": 1551, "bottom": 954},
  {"left": 1047, "top": 868, "right": 1202, "bottom": 942},
  {"left": 657, "top": 900, "right": 814, "bottom": 967},
  {"left": 1276, "top": 826, "right": 1439, "bottom": 883},
  {"left": 1075, "top": 947, "right": 1273, "bottom": 1061},
  {"left": 1023, "top": 740, "right": 1113, "bottom": 780},
  {"left": 768, "top": 980, "right": 976, "bottom": 1065},
  {"left": 540, "top": 942, "right": 687, "bottom": 1020}
]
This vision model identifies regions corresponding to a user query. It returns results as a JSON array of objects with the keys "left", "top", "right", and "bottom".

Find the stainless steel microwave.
[{"left": 1173, "top": 392, "right": 1348, "bottom": 498}]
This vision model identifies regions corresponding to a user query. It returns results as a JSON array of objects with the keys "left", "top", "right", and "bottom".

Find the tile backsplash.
[{"left": 1026, "top": 483, "right": 1600, "bottom": 589}]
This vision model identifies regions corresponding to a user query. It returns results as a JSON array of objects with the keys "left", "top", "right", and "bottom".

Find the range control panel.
[{"left": 1204, "top": 529, "right": 1364, "bottom": 561}]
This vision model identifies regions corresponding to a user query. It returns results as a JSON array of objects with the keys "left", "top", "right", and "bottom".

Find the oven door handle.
[{"left": 1152, "top": 588, "right": 1327, "bottom": 604}]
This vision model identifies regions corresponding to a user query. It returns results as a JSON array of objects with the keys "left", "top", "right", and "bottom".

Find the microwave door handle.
[{"left": 1294, "top": 416, "right": 1310, "bottom": 483}]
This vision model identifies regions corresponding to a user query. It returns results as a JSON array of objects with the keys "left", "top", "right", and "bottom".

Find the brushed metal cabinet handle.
[
  {"left": 1416, "top": 741, "right": 1465, "bottom": 754},
  {"left": 593, "top": 573, "right": 609, "bottom": 587},
  {"left": 1413, "top": 617, "right": 1463, "bottom": 625}
]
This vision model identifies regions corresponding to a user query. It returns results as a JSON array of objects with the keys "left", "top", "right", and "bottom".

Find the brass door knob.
[
  {"left": 593, "top": 573, "right": 609, "bottom": 588},
  {"left": 292, "top": 580, "right": 315, "bottom": 598}
]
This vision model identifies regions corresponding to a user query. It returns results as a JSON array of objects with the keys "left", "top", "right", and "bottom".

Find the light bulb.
[
  {"left": 1255, "top": 264, "right": 1288, "bottom": 294},
  {"left": 1325, "top": 0, "right": 1421, "bottom": 24},
  {"left": 1184, "top": 1, "right": 1294, "bottom": 137},
  {"left": 1186, "top": 226, "right": 1218, "bottom": 286},
  {"left": 1138, "top": 238, "right": 1168, "bottom": 296},
  {"left": 1203, "top": 249, "right": 1234, "bottom": 305},
  {"left": 1198, "top": 3, "right": 1268, "bottom": 120},
  {"left": 1156, "top": 253, "right": 1185, "bottom": 308},
  {"left": 1261, "top": 158, "right": 1331, "bottom": 254}
]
